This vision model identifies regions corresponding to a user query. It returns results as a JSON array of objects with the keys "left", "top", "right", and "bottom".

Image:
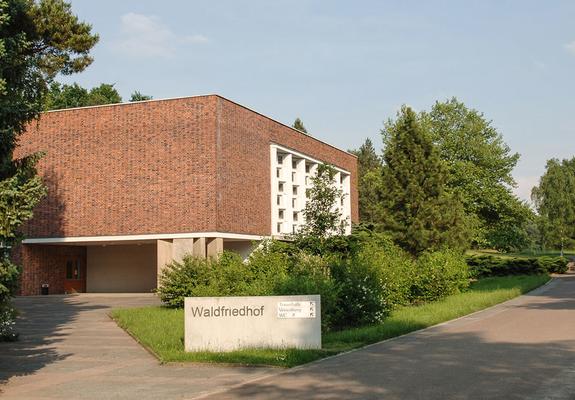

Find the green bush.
[
  {"left": 275, "top": 252, "right": 339, "bottom": 331},
  {"left": 0, "top": 305, "right": 18, "bottom": 342},
  {"left": 157, "top": 252, "right": 247, "bottom": 308},
  {"left": 538, "top": 256, "right": 569, "bottom": 274},
  {"left": 157, "top": 233, "right": 479, "bottom": 332},
  {"left": 347, "top": 233, "right": 414, "bottom": 311},
  {"left": 0, "top": 260, "right": 21, "bottom": 342},
  {"left": 411, "top": 250, "right": 469, "bottom": 302},
  {"left": 466, "top": 255, "right": 568, "bottom": 278}
]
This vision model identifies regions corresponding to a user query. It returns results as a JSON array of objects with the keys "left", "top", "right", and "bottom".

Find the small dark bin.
[{"left": 41, "top": 283, "right": 49, "bottom": 295}]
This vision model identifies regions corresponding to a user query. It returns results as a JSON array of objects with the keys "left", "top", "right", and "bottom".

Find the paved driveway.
[
  {"left": 202, "top": 274, "right": 575, "bottom": 400},
  {"left": 0, "top": 294, "right": 274, "bottom": 400},
  {"left": 3, "top": 276, "right": 575, "bottom": 400}
]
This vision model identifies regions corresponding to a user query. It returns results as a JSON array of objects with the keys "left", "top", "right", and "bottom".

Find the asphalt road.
[{"left": 202, "top": 275, "right": 575, "bottom": 400}]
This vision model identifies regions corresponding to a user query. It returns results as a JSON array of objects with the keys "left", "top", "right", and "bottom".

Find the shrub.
[
  {"left": 157, "top": 252, "right": 250, "bottom": 308},
  {"left": 350, "top": 233, "right": 415, "bottom": 308},
  {"left": 0, "top": 306, "right": 18, "bottom": 342},
  {"left": 0, "top": 260, "right": 21, "bottom": 342},
  {"left": 275, "top": 252, "right": 339, "bottom": 331},
  {"left": 411, "top": 250, "right": 469, "bottom": 302},
  {"left": 157, "top": 234, "right": 477, "bottom": 332},
  {"left": 538, "top": 256, "right": 569, "bottom": 274},
  {"left": 466, "top": 255, "right": 567, "bottom": 278}
]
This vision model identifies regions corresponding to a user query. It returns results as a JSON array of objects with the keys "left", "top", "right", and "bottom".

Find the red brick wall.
[
  {"left": 216, "top": 97, "right": 358, "bottom": 235},
  {"left": 15, "top": 95, "right": 357, "bottom": 239},
  {"left": 15, "top": 97, "right": 219, "bottom": 238},
  {"left": 14, "top": 245, "right": 86, "bottom": 295}
]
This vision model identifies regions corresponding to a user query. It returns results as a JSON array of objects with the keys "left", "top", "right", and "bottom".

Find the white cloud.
[
  {"left": 564, "top": 41, "right": 575, "bottom": 55},
  {"left": 113, "top": 13, "right": 208, "bottom": 58}
]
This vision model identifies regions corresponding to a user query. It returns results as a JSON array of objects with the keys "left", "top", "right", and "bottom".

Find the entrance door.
[{"left": 64, "top": 258, "right": 86, "bottom": 294}]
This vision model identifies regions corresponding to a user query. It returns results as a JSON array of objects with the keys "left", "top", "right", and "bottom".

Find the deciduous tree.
[
  {"left": 421, "top": 98, "right": 531, "bottom": 249},
  {"left": 532, "top": 158, "right": 575, "bottom": 255}
]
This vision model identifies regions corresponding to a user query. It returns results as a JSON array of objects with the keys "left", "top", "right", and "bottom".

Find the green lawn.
[{"left": 111, "top": 274, "right": 550, "bottom": 368}]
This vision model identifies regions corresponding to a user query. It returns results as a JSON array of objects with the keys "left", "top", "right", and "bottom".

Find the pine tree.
[
  {"left": 349, "top": 138, "right": 383, "bottom": 224},
  {"left": 379, "top": 106, "right": 469, "bottom": 255},
  {"left": 130, "top": 91, "right": 153, "bottom": 102},
  {"left": 292, "top": 118, "right": 308, "bottom": 133}
]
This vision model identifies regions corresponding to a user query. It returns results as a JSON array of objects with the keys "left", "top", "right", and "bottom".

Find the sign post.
[{"left": 184, "top": 295, "right": 321, "bottom": 352}]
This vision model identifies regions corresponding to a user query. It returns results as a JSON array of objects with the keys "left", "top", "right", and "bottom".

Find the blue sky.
[{"left": 62, "top": 1, "right": 575, "bottom": 202}]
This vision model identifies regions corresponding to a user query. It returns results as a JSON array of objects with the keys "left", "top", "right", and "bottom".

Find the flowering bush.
[{"left": 0, "top": 306, "right": 18, "bottom": 342}]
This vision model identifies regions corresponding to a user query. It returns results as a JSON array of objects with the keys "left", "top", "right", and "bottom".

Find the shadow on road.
[
  {"left": 211, "top": 333, "right": 575, "bottom": 400},
  {"left": 207, "top": 275, "right": 575, "bottom": 400},
  {"left": 0, "top": 296, "right": 106, "bottom": 390}
]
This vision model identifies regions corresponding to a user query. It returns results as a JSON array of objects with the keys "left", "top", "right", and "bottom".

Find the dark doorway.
[{"left": 64, "top": 258, "right": 86, "bottom": 293}]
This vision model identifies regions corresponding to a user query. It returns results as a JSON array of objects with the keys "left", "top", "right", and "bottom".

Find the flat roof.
[{"left": 42, "top": 94, "right": 357, "bottom": 159}]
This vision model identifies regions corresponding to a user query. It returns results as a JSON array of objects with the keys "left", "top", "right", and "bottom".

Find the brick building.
[{"left": 13, "top": 95, "right": 358, "bottom": 295}]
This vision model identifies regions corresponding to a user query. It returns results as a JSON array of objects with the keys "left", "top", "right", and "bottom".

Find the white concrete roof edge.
[{"left": 22, "top": 232, "right": 266, "bottom": 244}]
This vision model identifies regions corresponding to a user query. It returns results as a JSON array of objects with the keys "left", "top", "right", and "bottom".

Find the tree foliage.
[
  {"left": 0, "top": 0, "right": 97, "bottom": 332},
  {"left": 349, "top": 138, "right": 383, "bottom": 223},
  {"left": 532, "top": 158, "right": 575, "bottom": 255},
  {"left": 292, "top": 117, "right": 308, "bottom": 133},
  {"left": 421, "top": 98, "right": 531, "bottom": 249},
  {"left": 0, "top": 0, "right": 98, "bottom": 174},
  {"left": 44, "top": 82, "right": 122, "bottom": 110},
  {"left": 299, "top": 163, "right": 347, "bottom": 238},
  {"left": 130, "top": 91, "right": 152, "bottom": 102},
  {"left": 0, "top": 154, "right": 46, "bottom": 245},
  {"left": 379, "top": 106, "right": 469, "bottom": 255}
]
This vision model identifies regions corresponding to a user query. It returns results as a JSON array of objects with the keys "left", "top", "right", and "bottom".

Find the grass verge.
[{"left": 111, "top": 274, "right": 550, "bottom": 368}]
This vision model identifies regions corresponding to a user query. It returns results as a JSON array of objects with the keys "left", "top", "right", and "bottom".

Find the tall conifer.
[{"left": 380, "top": 106, "right": 469, "bottom": 255}]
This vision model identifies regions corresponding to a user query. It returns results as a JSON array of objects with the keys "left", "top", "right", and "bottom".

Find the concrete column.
[
  {"left": 206, "top": 237, "right": 224, "bottom": 259},
  {"left": 156, "top": 239, "right": 173, "bottom": 287},
  {"left": 172, "top": 238, "right": 195, "bottom": 263},
  {"left": 192, "top": 237, "right": 206, "bottom": 258}
]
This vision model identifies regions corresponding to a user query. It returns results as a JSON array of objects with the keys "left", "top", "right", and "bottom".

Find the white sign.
[
  {"left": 277, "top": 301, "right": 316, "bottom": 319},
  {"left": 185, "top": 295, "right": 321, "bottom": 352}
]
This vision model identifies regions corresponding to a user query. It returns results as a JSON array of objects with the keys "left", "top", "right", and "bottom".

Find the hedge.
[{"left": 466, "top": 255, "right": 568, "bottom": 278}]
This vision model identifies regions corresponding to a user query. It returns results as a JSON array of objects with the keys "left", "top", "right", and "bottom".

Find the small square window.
[
  {"left": 278, "top": 182, "right": 284, "bottom": 192},
  {"left": 279, "top": 210, "right": 284, "bottom": 219},
  {"left": 293, "top": 212, "right": 298, "bottom": 221},
  {"left": 293, "top": 187, "right": 297, "bottom": 195}
]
